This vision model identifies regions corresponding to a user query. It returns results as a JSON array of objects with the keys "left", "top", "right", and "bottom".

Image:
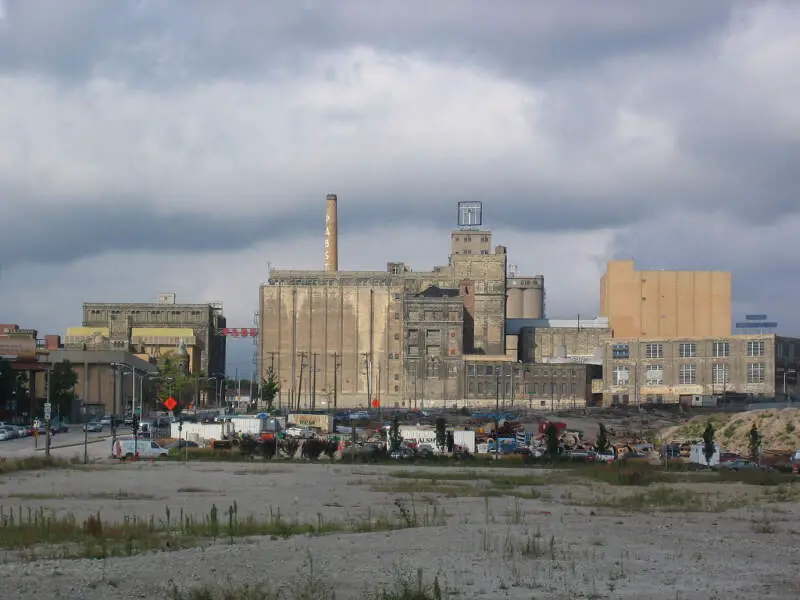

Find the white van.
[{"left": 111, "top": 437, "right": 169, "bottom": 459}]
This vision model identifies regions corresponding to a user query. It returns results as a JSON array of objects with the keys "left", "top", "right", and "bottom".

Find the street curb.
[{"left": 34, "top": 437, "right": 110, "bottom": 452}]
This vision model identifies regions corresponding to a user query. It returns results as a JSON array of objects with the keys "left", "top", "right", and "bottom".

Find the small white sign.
[{"left": 43, "top": 402, "right": 52, "bottom": 420}]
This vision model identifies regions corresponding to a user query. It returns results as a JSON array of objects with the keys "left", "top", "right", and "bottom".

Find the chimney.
[{"left": 324, "top": 194, "right": 339, "bottom": 272}]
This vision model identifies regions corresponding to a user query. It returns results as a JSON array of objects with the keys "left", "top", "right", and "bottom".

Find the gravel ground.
[{"left": 1, "top": 462, "right": 799, "bottom": 600}]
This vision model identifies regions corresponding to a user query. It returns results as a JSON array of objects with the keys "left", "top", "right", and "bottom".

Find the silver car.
[{"left": 0, "top": 426, "right": 17, "bottom": 441}]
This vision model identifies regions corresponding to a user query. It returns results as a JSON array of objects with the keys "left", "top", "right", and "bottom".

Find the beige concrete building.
[
  {"left": 600, "top": 260, "right": 731, "bottom": 339},
  {"left": 73, "top": 294, "right": 227, "bottom": 376},
  {"left": 600, "top": 334, "right": 800, "bottom": 406},
  {"left": 34, "top": 350, "right": 158, "bottom": 420},
  {"left": 508, "top": 317, "right": 611, "bottom": 363},
  {"left": 403, "top": 286, "right": 464, "bottom": 405},
  {"left": 258, "top": 196, "right": 518, "bottom": 408}
]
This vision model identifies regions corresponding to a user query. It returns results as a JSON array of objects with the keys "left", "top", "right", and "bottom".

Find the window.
[
  {"left": 646, "top": 343, "right": 664, "bottom": 359},
  {"left": 571, "top": 383, "right": 576, "bottom": 394},
  {"left": 426, "top": 345, "right": 440, "bottom": 356},
  {"left": 679, "top": 343, "right": 697, "bottom": 358},
  {"left": 447, "top": 363, "right": 458, "bottom": 376},
  {"left": 747, "top": 363, "right": 765, "bottom": 384},
  {"left": 612, "top": 344, "right": 630, "bottom": 359},
  {"left": 393, "top": 333, "right": 400, "bottom": 341},
  {"left": 468, "top": 381, "right": 475, "bottom": 393},
  {"left": 532, "top": 383, "right": 537, "bottom": 395},
  {"left": 561, "top": 383, "right": 566, "bottom": 395},
  {"left": 477, "top": 382, "right": 484, "bottom": 394},
  {"left": 505, "top": 382, "right": 511, "bottom": 396},
  {"left": 612, "top": 366, "right": 630, "bottom": 385},
  {"left": 393, "top": 374, "right": 400, "bottom": 381},
  {"left": 712, "top": 341, "right": 730, "bottom": 357},
  {"left": 408, "top": 345, "right": 419, "bottom": 356},
  {"left": 645, "top": 365, "right": 664, "bottom": 385},
  {"left": 747, "top": 341, "right": 765, "bottom": 357},
  {"left": 486, "top": 365, "right": 494, "bottom": 376},
  {"left": 679, "top": 364, "right": 696, "bottom": 385},
  {"left": 467, "top": 364, "right": 475, "bottom": 376},
  {"left": 394, "top": 385, "right": 399, "bottom": 393},
  {"left": 712, "top": 363, "right": 729, "bottom": 385}
]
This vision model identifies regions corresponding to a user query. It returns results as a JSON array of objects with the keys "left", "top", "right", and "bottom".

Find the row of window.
[
  {"left": 467, "top": 381, "right": 578, "bottom": 396},
  {"left": 453, "top": 235, "right": 490, "bottom": 243},
  {"left": 611, "top": 362, "right": 768, "bottom": 386},
  {"left": 613, "top": 340, "right": 765, "bottom": 359},
  {"left": 466, "top": 364, "right": 579, "bottom": 377}
]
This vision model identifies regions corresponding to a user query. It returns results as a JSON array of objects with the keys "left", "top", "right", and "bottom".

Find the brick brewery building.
[{"left": 259, "top": 198, "right": 545, "bottom": 409}]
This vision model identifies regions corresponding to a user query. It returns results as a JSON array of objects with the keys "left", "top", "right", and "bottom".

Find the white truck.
[{"left": 690, "top": 442, "right": 720, "bottom": 467}]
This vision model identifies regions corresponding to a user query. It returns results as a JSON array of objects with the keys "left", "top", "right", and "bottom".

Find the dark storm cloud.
[
  {"left": 4, "top": 187, "right": 638, "bottom": 268},
  {"left": 0, "top": 0, "right": 738, "bottom": 85}
]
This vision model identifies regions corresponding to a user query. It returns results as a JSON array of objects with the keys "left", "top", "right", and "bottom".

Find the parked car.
[
  {"left": 0, "top": 426, "right": 17, "bottom": 440},
  {"left": 719, "top": 452, "right": 741, "bottom": 463},
  {"left": 164, "top": 440, "right": 199, "bottom": 449},
  {"left": 719, "top": 459, "right": 759, "bottom": 471},
  {"left": 100, "top": 416, "right": 112, "bottom": 426},
  {"left": 594, "top": 451, "right": 616, "bottom": 464},
  {"left": 83, "top": 421, "right": 103, "bottom": 433}
]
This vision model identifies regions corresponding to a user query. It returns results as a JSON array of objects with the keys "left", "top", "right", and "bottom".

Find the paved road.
[{"left": 0, "top": 429, "right": 112, "bottom": 460}]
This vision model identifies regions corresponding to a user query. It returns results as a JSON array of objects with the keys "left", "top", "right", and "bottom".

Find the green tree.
[
  {"left": 155, "top": 357, "right": 192, "bottom": 410},
  {"left": 435, "top": 416, "right": 447, "bottom": 452},
  {"left": 596, "top": 423, "right": 610, "bottom": 454},
  {"left": 545, "top": 423, "right": 560, "bottom": 458},
  {"left": 702, "top": 421, "right": 716, "bottom": 466},
  {"left": 748, "top": 423, "right": 762, "bottom": 463},
  {"left": 261, "top": 367, "right": 280, "bottom": 411},
  {"left": 0, "top": 358, "right": 18, "bottom": 413},
  {"left": 389, "top": 415, "right": 403, "bottom": 453},
  {"left": 50, "top": 361, "right": 78, "bottom": 420}
]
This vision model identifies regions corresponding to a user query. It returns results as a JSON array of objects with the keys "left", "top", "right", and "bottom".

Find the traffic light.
[{"left": 131, "top": 415, "right": 139, "bottom": 435}]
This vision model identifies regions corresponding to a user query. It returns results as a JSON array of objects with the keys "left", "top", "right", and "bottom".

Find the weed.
[
  {"left": 0, "top": 497, "right": 439, "bottom": 561},
  {"left": 0, "top": 456, "right": 81, "bottom": 475},
  {"left": 751, "top": 512, "right": 777, "bottom": 534},
  {"left": 588, "top": 487, "right": 737, "bottom": 512}
]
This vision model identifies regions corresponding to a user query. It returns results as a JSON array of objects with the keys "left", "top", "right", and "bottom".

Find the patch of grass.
[
  {"left": 0, "top": 498, "right": 439, "bottom": 561},
  {"left": 716, "top": 469, "right": 795, "bottom": 486},
  {"left": 590, "top": 487, "right": 738, "bottom": 512},
  {"left": 372, "top": 480, "right": 474, "bottom": 497},
  {"left": 763, "top": 483, "right": 800, "bottom": 502},
  {"left": 374, "top": 473, "right": 542, "bottom": 499},
  {"left": 751, "top": 512, "right": 777, "bottom": 534},
  {"left": 0, "top": 456, "right": 82, "bottom": 474},
  {"left": 390, "top": 470, "right": 547, "bottom": 487},
  {"left": 168, "top": 566, "right": 449, "bottom": 600},
  {"left": 4, "top": 490, "right": 156, "bottom": 500}
]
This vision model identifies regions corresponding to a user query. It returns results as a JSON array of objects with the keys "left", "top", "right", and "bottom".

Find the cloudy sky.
[{"left": 1, "top": 0, "right": 798, "bottom": 373}]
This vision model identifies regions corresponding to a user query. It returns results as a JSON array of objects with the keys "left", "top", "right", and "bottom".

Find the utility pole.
[
  {"left": 297, "top": 352, "right": 306, "bottom": 412},
  {"left": 362, "top": 352, "right": 371, "bottom": 410},
  {"left": 45, "top": 368, "right": 51, "bottom": 459},
  {"left": 311, "top": 353, "right": 318, "bottom": 410},
  {"left": 494, "top": 370, "right": 500, "bottom": 460},
  {"left": 331, "top": 352, "right": 341, "bottom": 412}
]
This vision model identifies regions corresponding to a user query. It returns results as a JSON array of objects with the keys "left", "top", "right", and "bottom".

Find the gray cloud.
[
  {"left": 1, "top": 0, "right": 738, "bottom": 85},
  {"left": 2, "top": 0, "right": 800, "bottom": 356}
]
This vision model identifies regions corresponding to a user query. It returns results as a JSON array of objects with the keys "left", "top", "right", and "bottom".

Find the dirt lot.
[{"left": 1, "top": 461, "right": 799, "bottom": 599}]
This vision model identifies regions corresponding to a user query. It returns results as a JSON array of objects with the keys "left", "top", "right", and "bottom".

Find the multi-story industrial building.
[
  {"left": 600, "top": 334, "right": 800, "bottom": 406},
  {"left": 66, "top": 294, "right": 227, "bottom": 377},
  {"left": 600, "top": 260, "right": 731, "bottom": 338},
  {"left": 258, "top": 197, "right": 542, "bottom": 408}
]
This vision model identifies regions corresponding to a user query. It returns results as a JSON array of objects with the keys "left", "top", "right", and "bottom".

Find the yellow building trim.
[
  {"left": 66, "top": 327, "right": 110, "bottom": 337},
  {"left": 131, "top": 327, "right": 195, "bottom": 337}
]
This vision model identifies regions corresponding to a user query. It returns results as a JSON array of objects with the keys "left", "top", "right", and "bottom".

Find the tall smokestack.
[{"left": 324, "top": 194, "right": 338, "bottom": 272}]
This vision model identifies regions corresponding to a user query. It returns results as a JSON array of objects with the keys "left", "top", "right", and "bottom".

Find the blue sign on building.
[
  {"left": 735, "top": 322, "right": 778, "bottom": 329},
  {"left": 745, "top": 314, "right": 768, "bottom": 321}
]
